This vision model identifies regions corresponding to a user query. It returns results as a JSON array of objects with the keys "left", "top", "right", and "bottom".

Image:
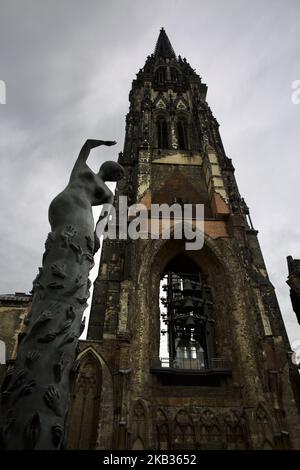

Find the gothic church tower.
[{"left": 66, "top": 28, "right": 300, "bottom": 450}]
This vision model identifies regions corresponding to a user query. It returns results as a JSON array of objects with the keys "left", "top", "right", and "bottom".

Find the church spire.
[{"left": 154, "top": 27, "right": 176, "bottom": 59}]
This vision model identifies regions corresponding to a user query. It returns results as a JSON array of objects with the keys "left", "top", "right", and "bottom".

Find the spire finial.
[{"left": 154, "top": 28, "right": 176, "bottom": 59}]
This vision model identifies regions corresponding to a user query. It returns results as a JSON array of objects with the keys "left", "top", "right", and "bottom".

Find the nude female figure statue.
[
  {"left": 49, "top": 139, "right": 124, "bottom": 248},
  {"left": 0, "top": 140, "right": 124, "bottom": 450}
]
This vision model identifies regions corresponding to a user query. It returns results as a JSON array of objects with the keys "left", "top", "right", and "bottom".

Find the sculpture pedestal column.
[{"left": 1, "top": 224, "right": 97, "bottom": 449}]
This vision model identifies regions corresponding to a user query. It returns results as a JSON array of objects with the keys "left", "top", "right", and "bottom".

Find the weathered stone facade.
[
  {"left": 65, "top": 29, "right": 300, "bottom": 450},
  {"left": 0, "top": 293, "right": 31, "bottom": 386}
]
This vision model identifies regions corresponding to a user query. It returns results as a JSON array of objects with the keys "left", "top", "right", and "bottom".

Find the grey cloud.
[{"left": 0, "top": 0, "right": 299, "bottom": 345}]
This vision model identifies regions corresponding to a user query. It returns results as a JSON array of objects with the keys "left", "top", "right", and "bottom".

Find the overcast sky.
[{"left": 0, "top": 0, "right": 299, "bottom": 347}]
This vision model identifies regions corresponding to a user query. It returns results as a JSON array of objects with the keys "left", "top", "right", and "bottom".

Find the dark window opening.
[
  {"left": 170, "top": 68, "right": 178, "bottom": 82},
  {"left": 159, "top": 255, "right": 214, "bottom": 371},
  {"left": 177, "top": 120, "right": 188, "bottom": 150},
  {"left": 156, "top": 67, "right": 166, "bottom": 85},
  {"left": 157, "top": 118, "right": 169, "bottom": 149}
]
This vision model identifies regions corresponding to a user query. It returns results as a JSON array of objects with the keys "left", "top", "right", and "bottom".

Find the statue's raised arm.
[{"left": 70, "top": 139, "right": 117, "bottom": 178}]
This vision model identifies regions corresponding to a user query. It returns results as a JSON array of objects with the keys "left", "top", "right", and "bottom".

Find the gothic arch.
[
  {"left": 155, "top": 66, "right": 166, "bottom": 85},
  {"left": 198, "top": 408, "right": 222, "bottom": 450},
  {"left": 159, "top": 252, "right": 213, "bottom": 367},
  {"left": 138, "top": 231, "right": 231, "bottom": 285},
  {"left": 172, "top": 410, "right": 196, "bottom": 449},
  {"left": 130, "top": 399, "right": 149, "bottom": 450},
  {"left": 255, "top": 403, "right": 275, "bottom": 449},
  {"left": 223, "top": 409, "right": 249, "bottom": 450},
  {"left": 155, "top": 114, "right": 169, "bottom": 149},
  {"left": 156, "top": 408, "right": 170, "bottom": 450},
  {"left": 130, "top": 231, "right": 262, "bottom": 406},
  {"left": 170, "top": 66, "right": 180, "bottom": 82},
  {"left": 132, "top": 437, "right": 144, "bottom": 450},
  {"left": 135, "top": 233, "right": 233, "bottom": 363},
  {"left": 66, "top": 347, "right": 113, "bottom": 450},
  {"left": 174, "top": 109, "right": 190, "bottom": 150},
  {"left": 174, "top": 97, "right": 189, "bottom": 111},
  {"left": 66, "top": 348, "right": 101, "bottom": 449},
  {"left": 153, "top": 96, "right": 168, "bottom": 110}
]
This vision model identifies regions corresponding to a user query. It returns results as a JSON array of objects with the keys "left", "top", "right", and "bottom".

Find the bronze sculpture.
[
  {"left": 287, "top": 256, "right": 300, "bottom": 325},
  {"left": 0, "top": 140, "right": 124, "bottom": 449}
]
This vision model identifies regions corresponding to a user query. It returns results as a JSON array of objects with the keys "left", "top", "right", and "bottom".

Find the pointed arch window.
[
  {"left": 177, "top": 119, "right": 188, "bottom": 150},
  {"left": 156, "top": 67, "right": 166, "bottom": 85},
  {"left": 159, "top": 255, "right": 214, "bottom": 370},
  {"left": 66, "top": 351, "right": 102, "bottom": 449},
  {"left": 173, "top": 410, "right": 196, "bottom": 450},
  {"left": 157, "top": 117, "right": 169, "bottom": 149},
  {"left": 170, "top": 68, "right": 178, "bottom": 82}
]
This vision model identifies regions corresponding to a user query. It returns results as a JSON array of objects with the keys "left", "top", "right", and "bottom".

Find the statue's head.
[{"left": 98, "top": 161, "right": 124, "bottom": 182}]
